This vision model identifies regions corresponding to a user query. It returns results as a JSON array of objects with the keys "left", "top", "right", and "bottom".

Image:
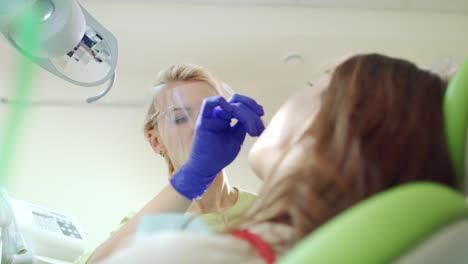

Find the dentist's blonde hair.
[{"left": 143, "top": 63, "right": 222, "bottom": 175}]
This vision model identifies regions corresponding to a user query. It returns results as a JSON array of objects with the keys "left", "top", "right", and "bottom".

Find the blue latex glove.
[{"left": 170, "top": 94, "right": 265, "bottom": 200}]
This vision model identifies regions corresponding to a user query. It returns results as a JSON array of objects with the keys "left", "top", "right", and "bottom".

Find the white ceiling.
[
  {"left": 84, "top": 0, "right": 468, "bottom": 13},
  {"left": 1, "top": 2, "right": 467, "bottom": 114},
  {"left": 3, "top": 1, "right": 468, "bottom": 105}
]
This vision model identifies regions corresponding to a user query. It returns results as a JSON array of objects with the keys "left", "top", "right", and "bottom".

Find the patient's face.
[{"left": 248, "top": 74, "right": 330, "bottom": 182}]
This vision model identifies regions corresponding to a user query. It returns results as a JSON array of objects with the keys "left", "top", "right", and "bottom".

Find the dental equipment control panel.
[
  {"left": 32, "top": 209, "right": 82, "bottom": 240},
  {"left": 1, "top": 195, "right": 86, "bottom": 264}
]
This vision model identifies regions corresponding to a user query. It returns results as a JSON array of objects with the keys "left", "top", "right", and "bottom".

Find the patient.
[{"left": 101, "top": 53, "right": 457, "bottom": 263}]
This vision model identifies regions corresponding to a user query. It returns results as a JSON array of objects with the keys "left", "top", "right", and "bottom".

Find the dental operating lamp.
[{"left": 0, "top": 0, "right": 118, "bottom": 103}]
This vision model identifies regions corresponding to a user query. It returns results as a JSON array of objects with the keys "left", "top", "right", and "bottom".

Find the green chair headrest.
[
  {"left": 279, "top": 183, "right": 468, "bottom": 264},
  {"left": 444, "top": 59, "right": 468, "bottom": 193}
]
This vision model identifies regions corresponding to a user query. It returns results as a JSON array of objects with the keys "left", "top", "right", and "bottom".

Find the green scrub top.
[{"left": 73, "top": 189, "right": 256, "bottom": 264}]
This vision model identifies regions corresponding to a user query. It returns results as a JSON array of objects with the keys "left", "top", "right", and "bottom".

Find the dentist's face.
[{"left": 156, "top": 81, "right": 218, "bottom": 169}]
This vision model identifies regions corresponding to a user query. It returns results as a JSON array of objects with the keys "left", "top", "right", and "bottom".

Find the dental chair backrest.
[
  {"left": 279, "top": 59, "right": 468, "bottom": 264},
  {"left": 444, "top": 59, "right": 468, "bottom": 194}
]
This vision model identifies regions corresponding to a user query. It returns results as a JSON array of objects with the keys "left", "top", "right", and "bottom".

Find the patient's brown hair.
[{"left": 237, "top": 53, "right": 456, "bottom": 244}]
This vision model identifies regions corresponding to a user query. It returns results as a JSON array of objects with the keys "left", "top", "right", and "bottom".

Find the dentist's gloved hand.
[{"left": 170, "top": 94, "right": 265, "bottom": 200}]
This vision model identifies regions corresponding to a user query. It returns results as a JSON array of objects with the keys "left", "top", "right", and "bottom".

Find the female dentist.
[{"left": 81, "top": 63, "right": 265, "bottom": 264}]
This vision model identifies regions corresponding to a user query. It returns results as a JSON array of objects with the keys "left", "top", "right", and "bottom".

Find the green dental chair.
[{"left": 279, "top": 59, "right": 468, "bottom": 264}]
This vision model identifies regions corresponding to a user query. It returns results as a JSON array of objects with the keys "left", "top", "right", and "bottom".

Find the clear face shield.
[{"left": 153, "top": 82, "right": 235, "bottom": 171}]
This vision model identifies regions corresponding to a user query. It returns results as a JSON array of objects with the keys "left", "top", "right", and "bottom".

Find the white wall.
[{"left": 1, "top": 3, "right": 468, "bottom": 250}]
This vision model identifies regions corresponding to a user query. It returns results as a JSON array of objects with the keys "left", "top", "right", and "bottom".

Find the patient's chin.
[
  {"left": 248, "top": 145, "right": 265, "bottom": 181},
  {"left": 249, "top": 143, "right": 284, "bottom": 182}
]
